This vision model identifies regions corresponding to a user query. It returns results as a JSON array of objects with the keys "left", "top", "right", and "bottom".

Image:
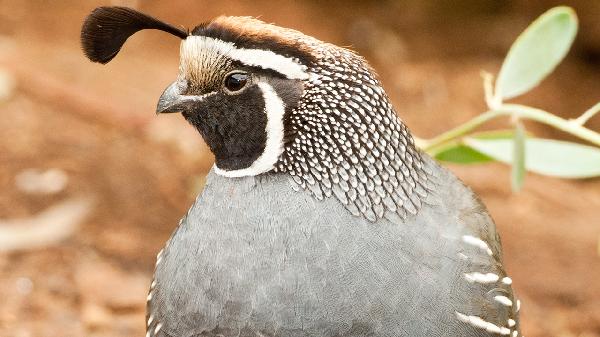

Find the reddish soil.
[{"left": 0, "top": 1, "right": 599, "bottom": 336}]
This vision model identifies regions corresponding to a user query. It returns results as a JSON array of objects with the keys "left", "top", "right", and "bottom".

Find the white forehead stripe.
[
  {"left": 214, "top": 82, "right": 286, "bottom": 177},
  {"left": 182, "top": 36, "right": 309, "bottom": 80}
]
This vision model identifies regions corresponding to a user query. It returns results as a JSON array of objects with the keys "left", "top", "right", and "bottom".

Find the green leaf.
[
  {"left": 431, "top": 130, "right": 519, "bottom": 164},
  {"left": 434, "top": 143, "right": 493, "bottom": 164},
  {"left": 465, "top": 137, "right": 600, "bottom": 179},
  {"left": 495, "top": 6, "right": 578, "bottom": 100},
  {"left": 511, "top": 122, "right": 526, "bottom": 191}
]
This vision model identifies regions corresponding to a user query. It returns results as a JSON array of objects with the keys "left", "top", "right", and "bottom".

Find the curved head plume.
[{"left": 80, "top": 6, "right": 188, "bottom": 64}]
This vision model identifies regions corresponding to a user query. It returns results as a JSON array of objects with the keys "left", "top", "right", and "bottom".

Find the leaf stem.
[
  {"left": 420, "top": 110, "right": 505, "bottom": 150},
  {"left": 572, "top": 102, "right": 600, "bottom": 126},
  {"left": 421, "top": 103, "right": 600, "bottom": 151},
  {"left": 481, "top": 71, "right": 500, "bottom": 110}
]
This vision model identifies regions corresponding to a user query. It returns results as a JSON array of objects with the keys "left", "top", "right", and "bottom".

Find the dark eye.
[{"left": 224, "top": 73, "right": 249, "bottom": 92}]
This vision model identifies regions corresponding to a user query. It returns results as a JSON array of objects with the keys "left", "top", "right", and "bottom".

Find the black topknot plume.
[{"left": 81, "top": 6, "right": 188, "bottom": 64}]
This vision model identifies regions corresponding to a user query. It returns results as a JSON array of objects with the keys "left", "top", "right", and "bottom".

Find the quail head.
[{"left": 81, "top": 7, "right": 522, "bottom": 337}]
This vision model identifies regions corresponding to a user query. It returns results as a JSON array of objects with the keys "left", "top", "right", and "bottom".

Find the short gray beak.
[
  {"left": 156, "top": 81, "right": 207, "bottom": 114},
  {"left": 156, "top": 82, "right": 185, "bottom": 114}
]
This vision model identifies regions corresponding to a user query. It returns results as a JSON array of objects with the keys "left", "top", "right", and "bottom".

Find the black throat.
[{"left": 183, "top": 85, "right": 267, "bottom": 171}]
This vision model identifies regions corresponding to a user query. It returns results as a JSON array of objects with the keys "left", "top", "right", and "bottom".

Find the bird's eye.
[{"left": 224, "top": 73, "right": 249, "bottom": 92}]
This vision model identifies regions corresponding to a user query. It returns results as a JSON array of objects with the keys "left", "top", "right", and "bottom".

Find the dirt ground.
[{"left": 0, "top": 1, "right": 599, "bottom": 336}]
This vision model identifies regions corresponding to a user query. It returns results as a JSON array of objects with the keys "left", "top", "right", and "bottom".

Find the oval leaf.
[
  {"left": 430, "top": 130, "right": 522, "bottom": 164},
  {"left": 496, "top": 6, "right": 578, "bottom": 100},
  {"left": 434, "top": 144, "right": 493, "bottom": 164},
  {"left": 465, "top": 137, "right": 600, "bottom": 178}
]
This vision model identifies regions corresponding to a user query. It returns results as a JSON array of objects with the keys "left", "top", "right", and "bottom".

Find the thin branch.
[
  {"left": 481, "top": 71, "right": 501, "bottom": 110},
  {"left": 503, "top": 104, "right": 600, "bottom": 146},
  {"left": 421, "top": 103, "right": 600, "bottom": 151},
  {"left": 572, "top": 102, "right": 600, "bottom": 126},
  {"left": 420, "top": 110, "right": 505, "bottom": 151},
  {"left": 412, "top": 136, "right": 428, "bottom": 149}
]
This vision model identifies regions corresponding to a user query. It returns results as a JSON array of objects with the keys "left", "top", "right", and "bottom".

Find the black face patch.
[
  {"left": 179, "top": 64, "right": 304, "bottom": 173},
  {"left": 182, "top": 84, "right": 268, "bottom": 171}
]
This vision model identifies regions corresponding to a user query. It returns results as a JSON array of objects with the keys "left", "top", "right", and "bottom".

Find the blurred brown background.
[{"left": 0, "top": 0, "right": 599, "bottom": 336}]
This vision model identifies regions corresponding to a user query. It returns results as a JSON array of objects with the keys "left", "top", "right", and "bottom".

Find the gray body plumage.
[{"left": 148, "top": 156, "right": 518, "bottom": 337}]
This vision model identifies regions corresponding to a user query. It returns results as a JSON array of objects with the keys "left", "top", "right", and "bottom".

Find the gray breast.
[{"left": 146, "top": 158, "right": 519, "bottom": 337}]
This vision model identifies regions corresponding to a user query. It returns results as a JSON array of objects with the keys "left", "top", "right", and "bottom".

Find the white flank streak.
[
  {"left": 508, "top": 319, "right": 516, "bottom": 327},
  {"left": 464, "top": 272, "right": 499, "bottom": 284},
  {"left": 516, "top": 299, "right": 521, "bottom": 312},
  {"left": 462, "top": 235, "right": 493, "bottom": 255},
  {"left": 147, "top": 292, "right": 153, "bottom": 301},
  {"left": 183, "top": 36, "right": 308, "bottom": 80},
  {"left": 502, "top": 276, "right": 513, "bottom": 285},
  {"left": 155, "top": 249, "right": 163, "bottom": 267},
  {"left": 455, "top": 312, "right": 511, "bottom": 335},
  {"left": 154, "top": 323, "right": 163, "bottom": 334},
  {"left": 494, "top": 295, "right": 513, "bottom": 306},
  {"left": 512, "top": 331, "right": 518, "bottom": 337},
  {"left": 215, "top": 82, "right": 286, "bottom": 177}
]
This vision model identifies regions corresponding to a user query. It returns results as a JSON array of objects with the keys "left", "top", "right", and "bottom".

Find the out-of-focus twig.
[{"left": 0, "top": 197, "right": 93, "bottom": 252}]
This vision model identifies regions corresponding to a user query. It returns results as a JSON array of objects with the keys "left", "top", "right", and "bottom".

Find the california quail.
[{"left": 81, "top": 7, "right": 521, "bottom": 337}]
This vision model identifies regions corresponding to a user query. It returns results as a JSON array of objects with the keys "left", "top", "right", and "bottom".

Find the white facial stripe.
[
  {"left": 178, "top": 91, "right": 217, "bottom": 105},
  {"left": 182, "top": 36, "right": 309, "bottom": 80},
  {"left": 214, "top": 82, "right": 286, "bottom": 177}
]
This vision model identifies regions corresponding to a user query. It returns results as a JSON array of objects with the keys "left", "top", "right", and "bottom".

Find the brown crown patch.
[{"left": 191, "top": 16, "right": 317, "bottom": 66}]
